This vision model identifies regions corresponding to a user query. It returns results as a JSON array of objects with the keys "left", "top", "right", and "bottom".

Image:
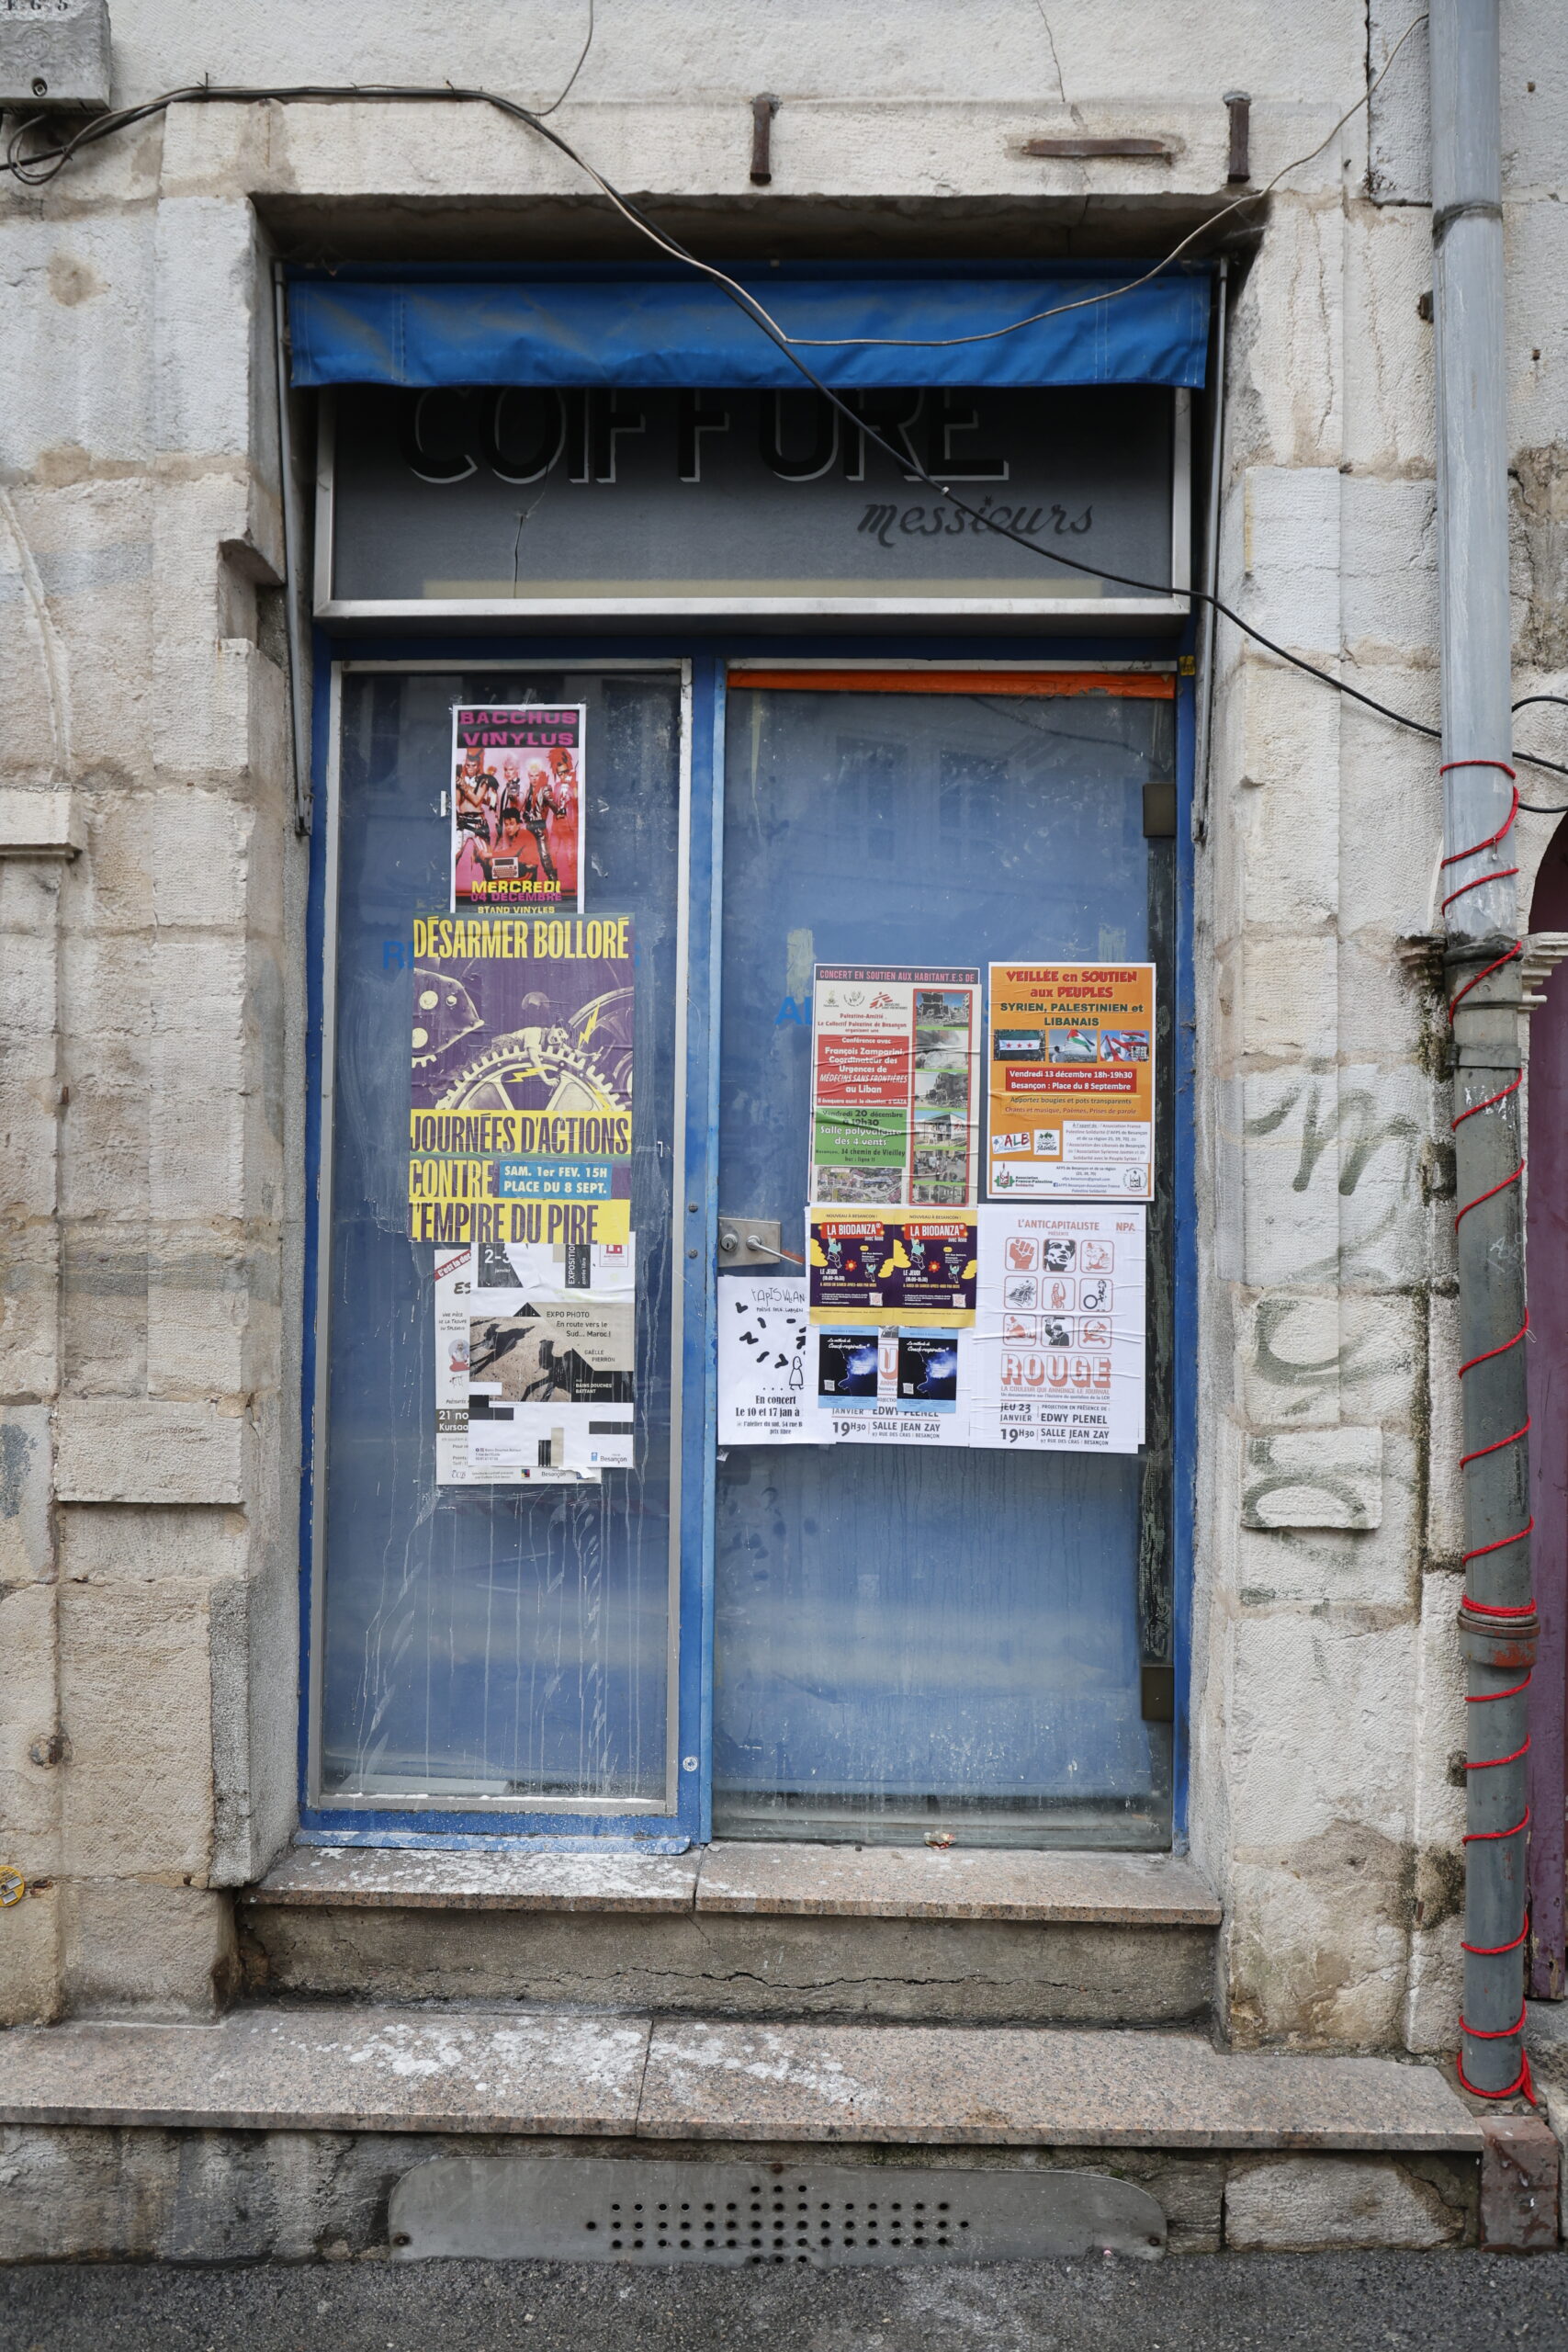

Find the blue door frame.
[{"left": 297, "top": 631, "right": 1197, "bottom": 1851}]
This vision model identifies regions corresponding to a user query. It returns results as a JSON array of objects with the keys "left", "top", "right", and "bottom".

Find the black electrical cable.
[
  {"left": 6, "top": 69, "right": 1568, "bottom": 797},
  {"left": 533, "top": 0, "right": 594, "bottom": 119},
  {"left": 1510, "top": 697, "right": 1568, "bottom": 812}
]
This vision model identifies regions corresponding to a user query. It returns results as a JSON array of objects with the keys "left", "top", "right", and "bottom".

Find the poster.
[
  {"left": 451, "top": 704, "right": 584, "bottom": 911},
  {"left": 468, "top": 1237, "right": 636, "bottom": 1472},
  {"left": 409, "top": 910, "right": 634, "bottom": 1247},
  {"left": 716, "top": 1277, "right": 827, "bottom": 1446},
  {"left": 987, "top": 962, "right": 1155, "bottom": 1200},
  {"left": 970, "top": 1204, "right": 1145, "bottom": 1454},
  {"left": 807, "top": 1212, "right": 977, "bottom": 1327},
  {"left": 432, "top": 1247, "right": 588, "bottom": 1487},
  {"left": 810, "top": 965, "right": 980, "bottom": 1207},
  {"left": 817, "top": 1325, "right": 971, "bottom": 1447}
]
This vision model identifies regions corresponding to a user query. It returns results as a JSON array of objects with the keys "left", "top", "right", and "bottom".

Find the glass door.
[
  {"left": 713, "top": 671, "right": 1178, "bottom": 1847},
  {"left": 309, "top": 663, "right": 691, "bottom": 1821}
]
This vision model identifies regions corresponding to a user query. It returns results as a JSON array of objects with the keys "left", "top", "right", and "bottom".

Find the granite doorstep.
[
  {"left": 0, "top": 2007, "right": 1484, "bottom": 2155},
  {"left": 0, "top": 2006, "right": 651, "bottom": 2136},
  {"left": 245, "top": 1841, "right": 1222, "bottom": 1928},
  {"left": 693, "top": 1845, "right": 1223, "bottom": 1925},
  {"left": 635, "top": 2023, "right": 1485, "bottom": 2153},
  {"left": 245, "top": 1846, "right": 701, "bottom": 1915}
]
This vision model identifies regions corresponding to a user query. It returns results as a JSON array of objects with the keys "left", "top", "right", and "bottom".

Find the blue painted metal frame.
[
  {"left": 295, "top": 627, "right": 1199, "bottom": 1850},
  {"left": 1172, "top": 667, "right": 1198, "bottom": 1849}
]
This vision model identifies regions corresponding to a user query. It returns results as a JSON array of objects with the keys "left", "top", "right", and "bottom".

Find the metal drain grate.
[{"left": 389, "top": 2155, "right": 1166, "bottom": 2266}]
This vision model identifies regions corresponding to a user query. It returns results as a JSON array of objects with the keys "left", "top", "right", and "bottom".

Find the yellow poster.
[{"left": 987, "top": 962, "right": 1155, "bottom": 1202}]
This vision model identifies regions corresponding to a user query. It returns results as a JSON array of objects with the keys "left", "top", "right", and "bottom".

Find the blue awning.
[{"left": 288, "top": 264, "right": 1209, "bottom": 391}]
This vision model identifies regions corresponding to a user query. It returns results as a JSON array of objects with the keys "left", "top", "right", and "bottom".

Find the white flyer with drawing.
[
  {"left": 969, "top": 1204, "right": 1145, "bottom": 1454},
  {"left": 717, "top": 1277, "right": 828, "bottom": 1446}
]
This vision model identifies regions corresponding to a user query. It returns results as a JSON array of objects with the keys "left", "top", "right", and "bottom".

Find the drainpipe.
[{"left": 1429, "top": 0, "right": 1536, "bottom": 2102}]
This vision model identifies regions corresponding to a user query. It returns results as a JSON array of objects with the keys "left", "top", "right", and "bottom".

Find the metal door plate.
[
  {"left": 717, "top": 1216, "right": 784, "bottom": 1269},
  {"left": 389, "top": 2154, "right": 1166, "bottom": 2265}
]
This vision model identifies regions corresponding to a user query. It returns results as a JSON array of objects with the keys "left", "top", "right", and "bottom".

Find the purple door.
[{"left": 1527, "top": 830, "right": 1568, "bottom": 1996}]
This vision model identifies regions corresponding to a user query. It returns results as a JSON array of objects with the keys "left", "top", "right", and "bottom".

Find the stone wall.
[{"left": 2, "top": 0, "right": 1565, "bottom": 2043}]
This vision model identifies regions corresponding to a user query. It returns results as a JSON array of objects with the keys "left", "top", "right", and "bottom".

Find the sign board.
[{"left": 319, "top": 383, "right": 1188, "bottom": 627}]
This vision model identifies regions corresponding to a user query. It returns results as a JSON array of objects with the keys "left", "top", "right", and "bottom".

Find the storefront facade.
[
  {"left": 297, "top": 271, "right": 1200, "bottom": 1851},
  {"left": 6, "top": 0, "right": 1568, "bottom": 2257}
]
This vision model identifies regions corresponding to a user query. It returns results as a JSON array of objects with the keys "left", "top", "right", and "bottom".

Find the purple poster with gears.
[{"left": 407, "top": 910, "right": 635, "bottom": 1248}]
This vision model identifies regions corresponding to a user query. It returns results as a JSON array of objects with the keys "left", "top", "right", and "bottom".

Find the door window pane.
[
  {"left": 716, "top": 684, "right": 1175, "bottom": 1846},
  {"left": 316, "top": 669, "right": 682, "bottom": 1804}
]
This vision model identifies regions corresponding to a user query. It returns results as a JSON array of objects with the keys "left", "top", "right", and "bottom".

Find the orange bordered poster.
[{"left": 987, "top": 962, "right": 1155, "bottom": 1202}]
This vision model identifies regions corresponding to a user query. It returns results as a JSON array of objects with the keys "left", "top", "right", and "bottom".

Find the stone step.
[
  {"left": 0, "top": 2000, "right": 1480, "bottom": 2147},
  {"left": 240, "top": 1842, "right": 1224, "bottom": 2027},
  {"left": 0, "top": 2004, "right": 1503, "bottom": 2264}
]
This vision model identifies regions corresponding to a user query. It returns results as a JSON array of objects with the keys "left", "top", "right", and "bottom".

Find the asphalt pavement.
[{"left": 4, "top": 2252, "right": 1568, "bottom": 2352}]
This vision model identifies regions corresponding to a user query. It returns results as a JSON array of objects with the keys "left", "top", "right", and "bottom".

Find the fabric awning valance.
[{"left": 288, "top": 264, "right": 1210, "bottom": 392}]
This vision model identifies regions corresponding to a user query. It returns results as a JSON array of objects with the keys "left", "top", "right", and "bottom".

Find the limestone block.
[
  {"left": 71, "top": 793, "right": 158, "bottom": 935},
  {"left": 141, "top": 793, "right": 253, "bottom": 931},
  {"left": 0, "top": 786, "right": 84, "bottom": 860},
  {"left": 59, "top": 1577, "right": 216, "bottom": 1878},
  {"left": 1241, "top": 933, "right": 1337, "bottom": 1058},
  {"left": 0, "top": 920, "right": 59, "bottom": 1041},
  {"left": 55, "top": 1501, "right": 248, "bottom": 1583},
  {"left": 0, "top": 1404, "right": 53, "bottom": 1581},
  {"left": 1426, "top": 1289, "right": 1464, "bottom": 1563},
  {"left": 1402, "top": 1573, "right": 1466, "bottom": 2054},
  {"left": 1508, "top": 202, "right": 1568, "bottom": 456},
  {"left": 152, "top": 632, "right": 263, "bottom": 792},
  {"left": 1234, "top": 1069, "right": 1342, "bottom": 1289},
  {"left": 0, "top": 1579, "right": 61, "bottom": 1853},
  {"left": 1335, "top": 924, "right": 1432, "bottom": 1066},
  {"left": 1225, "top": 2156, "right": 1460, "bottom": 2249},
  {"left": 0, "top": 211, "right": 153, "bottom": 474},
  {"left": 1335, "top": 1061, "right": 1432, "bottom": 1293},
  {"left": 1228, "top": 677, "right": 1339, "bottom": 933},
  {"left": 1240, "top": 1290, "right": 1343, "bottom": 1428},
  {"left": 54, "top": 1399, "right": 244, "bottom": 1504},
  {"left": 0, "top": 486, "right": 69, "bottom": 785},
  {"left": 152, "top": 200, "right": 258, "bottom": 461},
  {"left": 0, "top": 1233, "right": 62, "bottom": 1400},
  {"left": 1240, "top": 468, "right": 1343, "bottom": 654},
  {"left": 0, "top": 2120, "right": 175, "bottom": 2257},
  {"left": 60, "top": 935, "right": 154, "bottom": 1063},
  {"left": 1227, "top": 1611, "right": 1413, "bottom": 1849},
  {"left": 61, "top": 1228, "right": 150, "bottom": 1398},
  {"left": 0, "top": 1036, "right": 62, "bottom": 1216},
  {"left": 1367, "top": 0, "right": 1428, "bottom": 204},
  {"left": 0, "top": 1885, "right": 62, "bottom": 2028},
  {"left": 1235, "top": 1450, "right": 1413, "bottom": 1611},
  {"left": 1342, "top": 475, "right": 1438, "bottom": 657},
  {"left": 1335, "top": 1292, "right": 1426, "bottom": 1427},
  {"left": 1343, "top": 203, "right": 1434, "bottom": 471},
  {"left": 1227, "top": 205, "right": 1346, "bottom": 472},
  {"left": 1242, "top": 1427, "right": 1382, "bottom": 1529},
  {"left": 1404, "top": 1926, "right": 1463, "bottom": 2060},
  {"left": 62, "top": 1878, "right": 237, "bottom": 2018},
  {"left": 4, "top": 478, "right": 157, "bottom": 773},
  {"left": 148, "top": 1082, "right": 246, "bottom": 1222},
  {"left": 146, "top": 1258, "right": 251, "bottom": 1397},
  {"left": 57, "top": 1070, "right": 151, "bottom": 1221},
  {"left": 1226, "top": 1844, "right": 1412, "bottom": 2050}
]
